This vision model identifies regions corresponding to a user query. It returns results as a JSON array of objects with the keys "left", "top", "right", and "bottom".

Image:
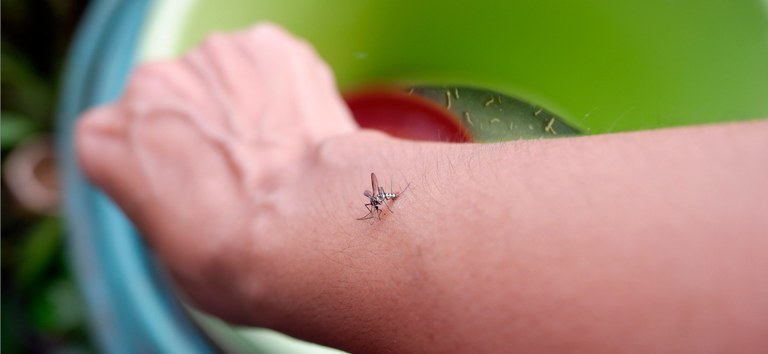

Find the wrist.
[{"left": 243, "top": 130, "right": 437, "bottom": 350}]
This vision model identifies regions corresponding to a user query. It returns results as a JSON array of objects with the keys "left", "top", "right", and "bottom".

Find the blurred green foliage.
[{"left": 2, "top": 0, "right": 93, "bottom": 353}]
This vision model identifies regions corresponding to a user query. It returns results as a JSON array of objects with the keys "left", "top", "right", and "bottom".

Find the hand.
[{"left": 76, "top": 23, "right": 358, "bottom": 323}]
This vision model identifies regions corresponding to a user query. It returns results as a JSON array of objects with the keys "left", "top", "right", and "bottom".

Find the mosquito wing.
[
  {"left": 364, "top": 190, "right": 372, "bottom": 198},
  {"left": 370, "top": 173, "right": 379, "bottom": 195}
]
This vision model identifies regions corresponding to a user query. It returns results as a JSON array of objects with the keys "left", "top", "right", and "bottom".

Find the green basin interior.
[
  {"left": 143, "top": 0, "right": 768, "bottom": 135},
  {"left": 135, "top": 0, "right": 768, "bottom": 352}
]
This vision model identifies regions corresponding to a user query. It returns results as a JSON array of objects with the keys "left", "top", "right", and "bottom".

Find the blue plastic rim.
[{"left": 56, "top": 1, "right": 216, "bottom": 353}]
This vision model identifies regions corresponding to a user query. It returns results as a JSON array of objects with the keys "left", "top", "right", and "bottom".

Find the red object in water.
[{"left": 345, "top": 89, "right": 471, "bottom": 143}]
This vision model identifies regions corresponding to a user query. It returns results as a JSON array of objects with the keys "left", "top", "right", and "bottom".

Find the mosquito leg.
[
  {"left": 400, "top": 181, "right": 411, "bottom": 194},
  {"left": 357, "top": 203, "right": 375, "bottom": 220}
]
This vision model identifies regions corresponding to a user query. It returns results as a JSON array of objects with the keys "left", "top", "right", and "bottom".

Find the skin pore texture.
[{"left": 76, "top": 24, "right": 768, "bottom": 353}]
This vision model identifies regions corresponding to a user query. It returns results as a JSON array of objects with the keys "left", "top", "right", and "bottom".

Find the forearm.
[{"left": 254, "top": 120, "right": 768, "bottom": 352}]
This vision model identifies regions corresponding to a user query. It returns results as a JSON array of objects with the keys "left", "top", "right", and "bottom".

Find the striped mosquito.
[{"left": 357, "top": 172, "right": 408, "bottom": 220}]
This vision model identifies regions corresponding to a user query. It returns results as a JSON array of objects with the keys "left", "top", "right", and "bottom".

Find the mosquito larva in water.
[
  {"left": 464, "top": 111, "right": 474, "bottom": 126},
  {"left": 490, "top": 118, "right": 501, "bottom": 124},
  {"left": 454, "top": 87, "right": 460, "bottom": 99},
  {"left": 534, "top": 108, "right": 543, "bottom": 116},
  {"left": 484, "top": 97, "right": 495, "bottom": 107},
  {"left": 408, "top": 87, "right": 415, "bottom": 95},
  {"left": 509, "top": 121, "right": 515, "bottom": 131},
  {"left": 445, "top": 90, "right": 452, "bottom": 110},
  {"left": 544, "top": 118, "right": 557, "bottom": 135}
]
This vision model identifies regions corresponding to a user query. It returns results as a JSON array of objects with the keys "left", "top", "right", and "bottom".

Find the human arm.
[
  {"left": 76, "top": 24, "right": 768, "bottom": 353},
  {"left": 258, "top": 120, "right": 768, "bottom": 353}
]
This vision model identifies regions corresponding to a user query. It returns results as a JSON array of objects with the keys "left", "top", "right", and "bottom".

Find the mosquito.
[{"left": 357, "top": 172, "right": 409, "bottom": 220}]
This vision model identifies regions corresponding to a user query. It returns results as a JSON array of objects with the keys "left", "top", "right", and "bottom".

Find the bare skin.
[{"left": 76, "top": 24, "right": 768, "bottom": 353}]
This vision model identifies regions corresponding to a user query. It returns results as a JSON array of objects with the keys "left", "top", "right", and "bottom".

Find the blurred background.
[
  {"left": 3, "top": 0, "right": 767, "bottom": 353},
  {"left": 2, "top": 1, "right": 93, "bottom": 353}
]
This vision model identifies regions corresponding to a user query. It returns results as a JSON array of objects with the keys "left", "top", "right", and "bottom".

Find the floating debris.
[
  {"left": 464, "top": 111, "right": 474, "bottom": 126},
  {"left": 544, "top": 118, "right": 557, "bottom": 135}
]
